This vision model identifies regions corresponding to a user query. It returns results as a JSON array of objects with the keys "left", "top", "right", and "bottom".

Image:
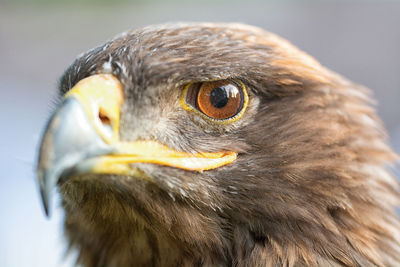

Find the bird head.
[{"left": 36, "top": 23, "right": 400, "bottom": 266}]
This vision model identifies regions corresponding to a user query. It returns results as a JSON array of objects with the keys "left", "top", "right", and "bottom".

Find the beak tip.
[
  {"left": 37, "top": 169, "right": 52, "bottom": 217},
  {"left": 40, "top": 190, "right": 50, "bottom": 217},
  {"left": 39, "top": 181, "right": 51, "bottom": 217}
]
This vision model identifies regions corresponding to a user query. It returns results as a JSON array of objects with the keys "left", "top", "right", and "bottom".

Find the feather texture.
[{"left": 55, "top": 23, "right": 400, "bottom": 266}]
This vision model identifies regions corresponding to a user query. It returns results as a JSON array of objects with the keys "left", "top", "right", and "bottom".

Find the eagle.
[{"left": 37, "top": 23, "right": 400, "bottom": 266}]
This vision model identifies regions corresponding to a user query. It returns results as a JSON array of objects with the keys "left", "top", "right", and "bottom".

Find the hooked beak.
[{"left": 36, "top": 74, "right": 237, "bottom": 216}]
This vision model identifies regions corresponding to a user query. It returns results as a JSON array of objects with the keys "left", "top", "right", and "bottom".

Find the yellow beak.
[{"left": 37, "top": 74, "right": 237, "bottom": 215}]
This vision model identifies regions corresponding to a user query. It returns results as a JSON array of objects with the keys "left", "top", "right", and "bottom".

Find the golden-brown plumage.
[{"left": 38, "top": 23, "right": 400, "bottom": 266}]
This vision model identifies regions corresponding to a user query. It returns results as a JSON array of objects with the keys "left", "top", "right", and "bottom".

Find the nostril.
[{"left": 98, "top": 109, "right": 111, "bottom": 125}]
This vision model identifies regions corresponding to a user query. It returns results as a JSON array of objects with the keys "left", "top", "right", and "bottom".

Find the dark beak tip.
[
  {"left": 41, "top": 196, "right": 50, "bottom": 217},
  {"left": 39, "top": 184, "right": 51, "bottom": 217}
]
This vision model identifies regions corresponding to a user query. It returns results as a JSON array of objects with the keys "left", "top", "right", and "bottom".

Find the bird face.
[
  {"left": 36, "top": 23, "right": 400, "bottom": 266},
  {"left": 38, "top": 24, "right": 271, "bottom": 214},
  {"left": 37, "top": 74, "right": 240, "bottom": 209}
]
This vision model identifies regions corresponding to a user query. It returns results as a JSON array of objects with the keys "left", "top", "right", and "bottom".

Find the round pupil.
[{"left": 210, "top": 87, "right": 229, "bottom": 108}]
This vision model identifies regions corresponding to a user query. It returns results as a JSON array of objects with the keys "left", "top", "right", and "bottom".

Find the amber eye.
[{"left": 185, "top": 80, "right": 247, "bottom": 121}]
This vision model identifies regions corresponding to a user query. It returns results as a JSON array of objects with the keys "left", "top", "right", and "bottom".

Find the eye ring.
[{"left": 180, "top": 79, "right": 249, "bottom": 123}]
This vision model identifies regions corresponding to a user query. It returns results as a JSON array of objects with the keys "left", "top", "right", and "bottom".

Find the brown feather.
[{"left": 56, "top": 23, "right": 400, "bottom": 266}]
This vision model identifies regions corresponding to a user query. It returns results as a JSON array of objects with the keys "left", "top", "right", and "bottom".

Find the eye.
[{"left": 183, "top": 80, "right": 249, "bottom": 122}]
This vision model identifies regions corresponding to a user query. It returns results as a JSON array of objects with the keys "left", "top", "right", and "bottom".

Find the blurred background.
[{"left": 1, "top": 0, "right": 399, "bottom": 266}]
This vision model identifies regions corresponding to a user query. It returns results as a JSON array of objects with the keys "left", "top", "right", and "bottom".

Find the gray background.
[{"left": 1, "top": 1, "right": 399, "bottom": 266}]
